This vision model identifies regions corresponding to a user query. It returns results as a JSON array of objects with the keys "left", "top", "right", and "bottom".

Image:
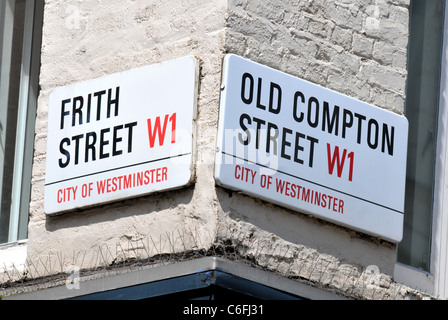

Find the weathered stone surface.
[{"left": 1, "top": 0, "right": 424, "bottom": 300}]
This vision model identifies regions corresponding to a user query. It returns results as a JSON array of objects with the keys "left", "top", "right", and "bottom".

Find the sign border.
[
  {"left": 44, "top": 56, "right": 199, "bottom": 216},
  {"left": 215, "top": 54, "right": 408, "bottom": 243}
]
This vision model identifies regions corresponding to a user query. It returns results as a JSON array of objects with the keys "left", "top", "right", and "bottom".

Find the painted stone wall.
[{"left": 2, "top": 0, "right": 430, "bottom": 300}]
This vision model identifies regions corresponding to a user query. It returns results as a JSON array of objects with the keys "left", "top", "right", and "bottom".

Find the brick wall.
[
  {"left": 2, "top": 0, "right": 432, "bottom": 300},
  {"left": 225, "top": 0, "right": 409, "bottom": 114}
]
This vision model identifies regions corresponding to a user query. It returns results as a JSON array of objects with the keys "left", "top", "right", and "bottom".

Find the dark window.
[
  {"left": 398, "top": 0, "right": 445, "bottom": 271},
  {"left": 0, "top": 0, "right": 43, "bottom": 244}
]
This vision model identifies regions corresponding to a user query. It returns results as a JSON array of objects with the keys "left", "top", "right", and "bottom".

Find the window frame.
[
  {"left": 431, "top": 2, "right": 448, "bottom": 296},
  {"left": 0, "top": 0, "right": 43, "bottom": 244},
  {"left": 394, "top": 0, "right": 448, "bottom": 298}
]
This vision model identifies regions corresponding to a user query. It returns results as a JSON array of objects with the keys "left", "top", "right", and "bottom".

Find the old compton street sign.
[
  {"left": 44, "top": 56, "right": 198, "bottom": 215},
  {"left": 215, "top": 54, "right": 409, "bottom": 243}
]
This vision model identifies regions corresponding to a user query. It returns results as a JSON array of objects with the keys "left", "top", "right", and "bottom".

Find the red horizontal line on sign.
[
  {"left": 45, "top": 153, "right": 192, "bottom": 187},
  {"left": 221, "top": 151, "right": 403, "bottom": 215}
]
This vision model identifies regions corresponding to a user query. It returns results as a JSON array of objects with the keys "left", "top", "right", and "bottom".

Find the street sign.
[
  {"left": 44, "top": 56, "right": 198, "bottom": 215},
  {"left": 215, "top": 54, "right": 409, "bottom": 242}
]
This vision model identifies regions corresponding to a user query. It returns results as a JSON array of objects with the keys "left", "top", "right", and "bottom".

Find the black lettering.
[
  {"left": 107, "top": 87, "right": 120, "bottom": 118},
  {"left": 293, "top": 91, "right": 305, "bottom": 123},
  {"left": 322, "top": 102, "right": 339, "bottom": 136},
  {"left": 58, "top": 121, "right": 138, "bottom": 168},
  {"left": 94, "top": 90, "right": 107, "bottom": 121},
  {"left": 241, "top": 73, "right": 254, "bottom": 104},
  {"left": 281, "top": 127, "right": 293, "bottom": 160},
  {"left": 125, "top": 122, "right": 137, "bottom": 153},
  {"left": 86, "top": 94, "right": 92, "bottom": 124},
  {"left": 367, "top": 119, "right": 379, "bottom": 149},
  {"left": 382, "top": 124, "right": 395, "bottom": 156},
  {"left": 60, "top": 99, "right": 71, "bottom": 130},
  {"left": 354, "top": 113, "right": 367, "bottom": 144},
  {"left": 113, "top": 125, "right": 123, "bottom": 156},
  {"left": 342, "top": 109, "right": 353, "bottom": 139},
  {"left": 269, "top": 82, "right": 282, "bottom": 114},
  {"left": 256, "top": 78, "right": 266, "bottom": 110},
  {"left": 85, "top": 132, "right": 97, "bottom": 163},
  {"left": 59, "top": 138, "right": 71, "bottom": 168},
  {"left": 307, "top": 96, "right": 319, "bottom": 128},
  {"left": 239, "top": 113, "right": 251, "bottom": 145},
  {"left": 253, "top": 117, "right": 266, "bottom": 149},
  {"left": 71, "top": 134, "right": 84, "bottom": 165},
  {"left": 307, "top": 136, "right": 319, "bottom": 168},
  {"left": 100, "top": 128, "right": 110, "bottom": 159},
  {"left": 294, "top": 132, "right": 305, "bottom": 165},
  {"left": 267, "top": 122, "right": 279, "bottom": 155},
  {"left": 72, "top": 96, "right": 84, "bottom": 127}
]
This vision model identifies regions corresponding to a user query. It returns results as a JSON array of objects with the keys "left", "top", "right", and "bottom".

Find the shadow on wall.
[
  {"left": 215, "top": 186, "right": 397, "bottom": 276},
  {"left": 44, "top": 185, "right": 195, "bottom": 232}
]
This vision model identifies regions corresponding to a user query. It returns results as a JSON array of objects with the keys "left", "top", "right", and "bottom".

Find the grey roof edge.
[{"left": 2, "top": 257, "right": 349, "bottom": 300}]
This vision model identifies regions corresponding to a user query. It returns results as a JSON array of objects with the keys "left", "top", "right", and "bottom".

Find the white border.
[{"left": 0, "top": 241, "right": 27, "bottom": 274}]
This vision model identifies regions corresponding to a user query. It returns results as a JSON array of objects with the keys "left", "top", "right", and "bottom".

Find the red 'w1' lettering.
[
  {"left": 147, "top": 113, "right": 177, "bottom": 148},
  {"left": 327, "top": 143, "right": 354, "bottom": 182}
]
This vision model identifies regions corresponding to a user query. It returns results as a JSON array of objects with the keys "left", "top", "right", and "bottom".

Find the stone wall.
[
  {"left": 1, "top": 0, "right": 430, "bottom": 300},
  {"left": 29, "top": 0, "right": 227, "bottom": 272},
  {"left": 218, "top": 0, "right": 409, "bottom": 275}
]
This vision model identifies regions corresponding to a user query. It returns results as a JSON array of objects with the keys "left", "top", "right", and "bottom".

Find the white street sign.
[
  {"left": 215, "top": 54, "right": 409, "bottom": 243},
  {"left": 45, "top": 56, "right": 198, "bottom": 215}
]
